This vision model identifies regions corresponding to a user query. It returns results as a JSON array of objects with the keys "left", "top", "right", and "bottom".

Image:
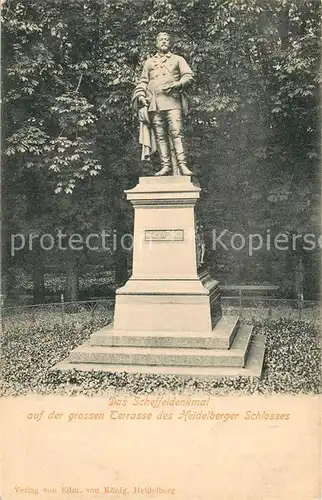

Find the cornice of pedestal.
[
  {"left": 130, "top": 198, "right": 198, "bottom": 208},
  {"left": 125, "top": 176, "right": 201, "bottom": 206},
  {"left": 125, "top": 175, "right": 200, "bottom": 193}
]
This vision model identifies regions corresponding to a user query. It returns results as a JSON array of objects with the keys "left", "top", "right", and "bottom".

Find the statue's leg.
[
  {"left": 151, "top": 112, "right": 171, "bottom": 176},
  {"left": 168, "top": 137, "right": 180, "bottom": 175},
  {"left": 167, "top": 109, "right": 193, "bottom": 175}
]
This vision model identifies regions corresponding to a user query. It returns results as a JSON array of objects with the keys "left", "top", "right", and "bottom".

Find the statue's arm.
[
  {"left": 132, "top": 62, "right": 149, "bottom": 110},
  {"left": 177, "top": 56, "right": 194, "bottom": 89}
]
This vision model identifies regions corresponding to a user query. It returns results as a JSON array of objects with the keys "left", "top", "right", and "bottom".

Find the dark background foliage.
[{"left": 1, "top": 0, "right": 320, "bottom": 303}]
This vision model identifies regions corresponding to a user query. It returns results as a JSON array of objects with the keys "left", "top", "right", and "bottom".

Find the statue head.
[{"left": 156, "top": 32, "right": 171, "bottom": 53}]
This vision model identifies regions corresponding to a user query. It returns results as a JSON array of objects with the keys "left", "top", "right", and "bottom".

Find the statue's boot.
[
  {"left": 155, "top": 165, "right": 170, "bottom": 176},
  {"left": 180, "top": 164, "right": 193, "bottom": 175},
  {"left": 169, "top": 137, "right": 180, "bottom": 175},
  {"left": 154, "top": 139, "right": 171, "bottom": 176},
  {"left": 172, "top": 138, "right": 194, "bottom": 176},
  {"left": 172, "top": 164, "right": 180, "bottom": 175},
  {"left": 171, "top": 154, "right": 180, "bottom": 176}
]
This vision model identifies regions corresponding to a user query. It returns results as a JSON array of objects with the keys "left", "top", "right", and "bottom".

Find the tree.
[{"left": 1, "top": 0, "right": 320, "bottom": 301}]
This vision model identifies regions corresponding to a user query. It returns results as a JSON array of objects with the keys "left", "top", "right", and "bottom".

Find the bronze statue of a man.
[{"left": 132, "top": 32, "right": 194, "bottom": 176}]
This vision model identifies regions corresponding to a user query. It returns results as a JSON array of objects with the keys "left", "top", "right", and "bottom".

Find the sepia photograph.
[{"left": 1, "top": 0, "right": 321, "bottom": 499}]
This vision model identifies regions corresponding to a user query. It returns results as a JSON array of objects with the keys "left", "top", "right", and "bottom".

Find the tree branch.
[{"left": 75, "top": 73, "right": 83, "bottom": 93}]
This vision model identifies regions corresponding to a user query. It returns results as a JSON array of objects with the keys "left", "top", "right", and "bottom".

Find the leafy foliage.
[{"left": 1, "top": 0, "right": 320, "bottom": 298}]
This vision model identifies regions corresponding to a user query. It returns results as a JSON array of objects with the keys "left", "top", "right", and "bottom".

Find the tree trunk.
[
  {"left": 111, "top": 191, "right": 131, "bottom": 288},
  {"left": 114, "top": 245, "right": 128, "bottom": 287},
  {"left": 65, "top": 252, "right": 80, "bottom": 302},
  {"left": 1, "top": 222, "right": 13, "bottom": 299},
  {"left": 32, "top": 240, "right": 45, "bottom": 304},
  {"left": 277, "top": 8, "right": 290, "bottom": 48},
  {"left": 32, "top": 267, "right": 45, "bottom": 304}
]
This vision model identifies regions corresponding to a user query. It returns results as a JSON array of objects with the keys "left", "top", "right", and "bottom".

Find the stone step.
[
  {"left": 211, "top": 315, "right": 240, "bottom": 348},
  {"left": 53, "top": 335, "right": 266, "bottom": 378},
  {"left": 69, "top": 324, "right": 252, "bottom": 368},
  {"left": 90, "top": 315, "right": 240, "bottom": 349}
]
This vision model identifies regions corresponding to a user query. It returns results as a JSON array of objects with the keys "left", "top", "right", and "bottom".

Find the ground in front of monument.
[
  {"left": 3, "top": 177, "right": 319, "bottom": 397},
  {"left": 1, "top": 313, "right": 320, "bottom": 397}
]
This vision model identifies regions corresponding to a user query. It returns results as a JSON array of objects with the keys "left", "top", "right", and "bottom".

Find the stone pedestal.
[
  {"left": 111, "top": 176, "right": 221, "bottom": 334},
  {"left": 54, "top": 176, "right": 265, "bottom": 378}
]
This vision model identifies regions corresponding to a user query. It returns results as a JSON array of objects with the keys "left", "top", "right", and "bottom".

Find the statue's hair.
[{"left": 156, "top": 32, "right": 171, "bottom": 41}]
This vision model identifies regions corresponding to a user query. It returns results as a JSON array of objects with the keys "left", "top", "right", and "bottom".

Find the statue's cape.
[
  {"left": 139, "top": 115, "right": 157, "bottom": 161},
  {"left": 181, "top": 92, "right": 189, "bottom": 116}
]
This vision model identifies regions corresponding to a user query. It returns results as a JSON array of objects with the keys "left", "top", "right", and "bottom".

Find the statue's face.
[{"left": 156, "top": 33, "right": 171, "bottom": 53}]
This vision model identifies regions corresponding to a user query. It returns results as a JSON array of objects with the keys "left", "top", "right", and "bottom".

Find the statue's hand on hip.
[
  {"left": 163, "top": 82, "right": 182, "bottom": 94},
  {"left": 138, "top": 106, "right": 150, "bottom": 124},
  {"left": 138, "top": 96, "right": 148, "bottom": 107}
]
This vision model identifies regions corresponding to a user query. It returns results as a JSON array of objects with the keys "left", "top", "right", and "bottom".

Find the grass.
[{"left": 1, "top": 316, "right": 321, "bottom": 397}]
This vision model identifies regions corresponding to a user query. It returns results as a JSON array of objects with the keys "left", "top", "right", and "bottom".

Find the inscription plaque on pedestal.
[{"left": 145, "top": 229, "right": 184, "bottom": 242}]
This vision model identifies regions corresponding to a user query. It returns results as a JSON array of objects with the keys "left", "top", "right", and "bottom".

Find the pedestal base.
[
  {"left": 53, "top": 313, "right": 266, "bottom": 378},
  {"left": 52, "top": 177, "right": 265, "bottom": 379},
  {"left": 112, "top": 274, "right": 221, "bottom": 333},
  {"left": 53, "top": 321, "right": 266, "bottom": 378}
]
